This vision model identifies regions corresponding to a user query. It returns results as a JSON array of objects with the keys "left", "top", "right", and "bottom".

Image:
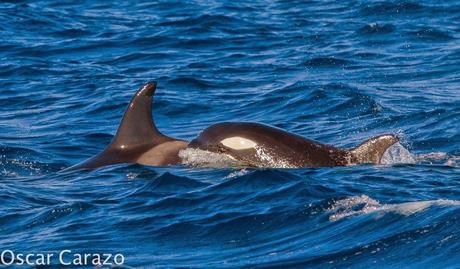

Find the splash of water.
[
  {"left": 327, "top": 195, "right": 460, "bottom": 222},
  {"left": 181, "top": 142, "right": 457, "bottom": 168},
  {"left": 178, "top": 148, "right": 244, "bottom": 168},
  {"left": 224, "top": 169, "right": 250, "bottom": 179},
  {"left": 380, "top": 142, "right": 416, "bottom": 165},
  {"left": 179, "top": 146, "right": 297, "bottom": 168},
  {"left": 415, "top": 152, "right": 460, "bottom": 167},
  {"left": 254, "top": 145, "right": 297, "bottom": 168}
]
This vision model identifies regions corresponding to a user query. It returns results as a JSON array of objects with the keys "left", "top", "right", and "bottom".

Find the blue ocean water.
[{"left": 1, "top": 0, "right": 459, "bottom": 268}]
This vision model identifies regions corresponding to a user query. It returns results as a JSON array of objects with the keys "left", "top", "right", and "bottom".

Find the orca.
[
  {"left": 68, "top": 81, "right": 398, "bottom": 170},
  {"left": 188, "top": 122, "right": 398, "bottom": 168}
]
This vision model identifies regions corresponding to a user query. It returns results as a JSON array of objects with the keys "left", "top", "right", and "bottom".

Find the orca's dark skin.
[
  {"left": 68, "top": 81, "right": 399, "bottom": 170},
  {"left": 188, "top": 123, "right": 398, "bottom": 168}
]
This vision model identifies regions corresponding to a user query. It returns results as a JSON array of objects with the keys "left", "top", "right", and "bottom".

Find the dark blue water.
[{"left": 1, "top": 1, "right": 459, "bottom": 268}]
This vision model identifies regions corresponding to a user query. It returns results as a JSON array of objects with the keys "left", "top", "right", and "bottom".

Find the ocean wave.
[
  {"left": 357, "top": 23, "right": 395, "bottom": 35},
  {"left": 303, "top": 57, "right": 353, "bottom": 68},
  {"left": 409, "top": 27, "right": 454, "bottom": 41},
  {"left": 0, "top": 0, "right": 459, "bottom": 267},
  {"left": 360, "top": 1, "right": 425, "bottom": 15}
]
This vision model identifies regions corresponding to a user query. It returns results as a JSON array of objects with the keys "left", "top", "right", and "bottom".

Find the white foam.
[
  {"left": 380, "top": 142, "right": 416, "bottom": 165},
  {"left": 180, "top": 142, "right": 459, "bottom": 168},
  {"left": 178, "top": 148, "right": 244, "bottom": 168},
  {"left": 416, "top": 152, "right": 448, "bottom": 161},
  {"left": 126, "top": 172, "right": 139, "bottom": 180},
  {"left": 254, "top": 145, "right": 297, "bottom": 168},
  {"left": 224, "top": 169, "right": 249, "bottom": 179},
  {"left": 179, "top": 146, "right": 297, "bottom": 168},
  {"left": 414, "top": 152, "right": 460, "bottom": 167},
  {"left": 327, "top": 195, "right": 460, "bottom": 221},
  {"left": 445, "top": 155, "right": 460, "bottom": 167}
]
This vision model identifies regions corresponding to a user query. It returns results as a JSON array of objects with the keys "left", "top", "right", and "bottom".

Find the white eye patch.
[{"left": 220, "top": 136, "right": 257, "bottom": 150}]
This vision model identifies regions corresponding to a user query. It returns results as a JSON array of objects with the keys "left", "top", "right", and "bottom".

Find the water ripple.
[{"left": 0, "top": 0, "right": 459, "bottom": 267}]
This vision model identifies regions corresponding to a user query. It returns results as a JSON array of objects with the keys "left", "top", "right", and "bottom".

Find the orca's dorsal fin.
[
  {"left": 64, "top": 81, "right": 181, "bottom": 170},
  {"left": 349, "top": 134, "right": 399, "bottom": 164},
  {"left": 109, "top": 81, "right": 173, "bottom": 150}
]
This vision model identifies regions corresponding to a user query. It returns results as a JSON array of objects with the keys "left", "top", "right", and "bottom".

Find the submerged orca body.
[{"left": 69, "top": 81, "right": 398, "bottom": 170}]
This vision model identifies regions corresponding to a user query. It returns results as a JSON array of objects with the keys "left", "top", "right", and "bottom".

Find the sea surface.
[{"left": 0, "top": 0, "right": 459, "bottom": 268}]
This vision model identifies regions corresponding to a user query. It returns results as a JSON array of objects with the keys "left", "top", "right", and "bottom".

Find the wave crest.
[{"left": 328, "top": 195, "right": 460, "bottom": 221}]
